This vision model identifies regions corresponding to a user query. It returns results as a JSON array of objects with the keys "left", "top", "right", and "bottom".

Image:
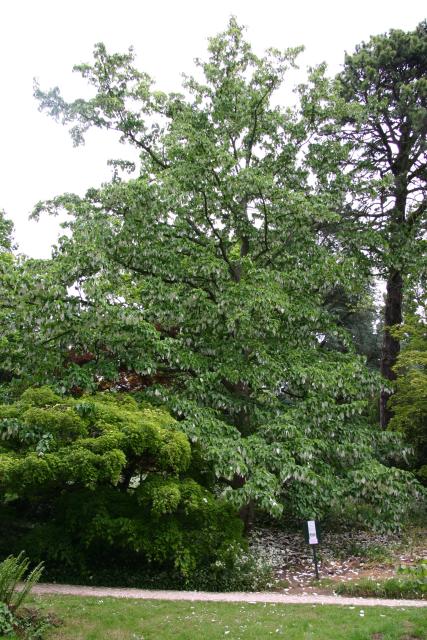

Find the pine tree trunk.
[{"left": 379, "top": 270, "right": 403, "bottom": 429}]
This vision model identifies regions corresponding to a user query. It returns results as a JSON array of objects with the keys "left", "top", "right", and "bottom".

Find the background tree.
[
  {"left": 323, "top": 284, "right": 381, "bottom": 369},
  {"left": 301, "top": 21, "right": 427, "bottom": 428}
]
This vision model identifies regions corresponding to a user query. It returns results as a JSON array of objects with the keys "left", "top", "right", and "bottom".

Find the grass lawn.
[{"left": 26, "top": 595, "right": 427, "bottom": 640}]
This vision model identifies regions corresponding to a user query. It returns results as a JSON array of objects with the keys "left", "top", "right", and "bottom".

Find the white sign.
[{"left": 307, "top": 520, "right": 318, "bottom": 545}]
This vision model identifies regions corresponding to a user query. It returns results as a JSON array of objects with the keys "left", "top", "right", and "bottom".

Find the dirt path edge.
[{"left": 31, "top": 584, "right": 427, "bottom": 608}]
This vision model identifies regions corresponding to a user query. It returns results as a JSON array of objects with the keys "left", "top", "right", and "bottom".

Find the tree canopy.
[
  {"left": 13, "top": 19, "right": 420, "bottom": 529},
  {"left": 0, "top": 20, "right": 423, "bottom": 545}
]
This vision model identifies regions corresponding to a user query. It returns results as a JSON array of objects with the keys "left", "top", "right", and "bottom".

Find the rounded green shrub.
[{"left": 0, "top": 388, "right": 246, "bottom": 587}]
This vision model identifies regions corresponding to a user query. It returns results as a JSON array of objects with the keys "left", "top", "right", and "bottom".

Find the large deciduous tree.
[{"left": 28, "top": 19, "right": 422, "bottom": 528}]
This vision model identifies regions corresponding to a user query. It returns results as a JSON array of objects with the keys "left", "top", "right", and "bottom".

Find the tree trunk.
[
  {"left": 379, "top": 270, "right": 403, "bottom": 429},
  {"left": 239, "top": 499, "right": 255, "bottom": 534},
  {"left": 231, "top": 473, "right": 255, "bottom": 533}
]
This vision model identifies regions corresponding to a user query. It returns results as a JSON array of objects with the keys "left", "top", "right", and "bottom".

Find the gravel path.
[{"left": 32, "top": 583, "right": 427, "bottom": 608}]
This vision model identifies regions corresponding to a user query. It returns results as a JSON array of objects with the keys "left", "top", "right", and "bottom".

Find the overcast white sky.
[{"left": 1, "top": 0, "right": 426, "bottom": 258}]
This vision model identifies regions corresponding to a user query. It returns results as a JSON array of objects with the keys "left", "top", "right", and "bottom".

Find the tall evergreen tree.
[{"left": 301, "top": 22, "right": 427, "bottom": 428}]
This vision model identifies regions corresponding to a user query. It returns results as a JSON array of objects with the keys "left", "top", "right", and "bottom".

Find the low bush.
[
  {"left": 0, "top": 606, "right": 60, "bottom": 639},
  {"left": 50, "top": 543, "right": 273, "bottom": 592},
  {"left": 397, "top": 560, "right": 427, "bottom": 591},
  {"left": 336, "top": 562, "right": 427, "bottom": 599},
  {"left": 0, "top": 601, "right": 14, "bottom": 636},
  {"left": 330, "top": 541, "right": 394, "bottom": 564},
  {"left": 0, "top": 552, "right": 55, "bottom": 639},
  {"left": 0, "top": 553, "right": 44, "bottom": 612}
]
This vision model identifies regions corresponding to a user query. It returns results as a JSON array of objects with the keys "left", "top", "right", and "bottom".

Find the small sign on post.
[
  {"left": 307, "top": 520, "right": 318, "bottom": 545},
  {"left": 304, "top": 519, "right": 320, "bottom": 580}
]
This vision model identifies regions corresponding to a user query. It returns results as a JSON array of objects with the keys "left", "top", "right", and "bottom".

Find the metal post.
[{"left": 312, "top": 544, "right": 319, "bottom": 580}]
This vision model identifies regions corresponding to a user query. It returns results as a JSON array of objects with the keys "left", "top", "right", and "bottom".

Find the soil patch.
[{"left": 248, "top": 527, "right": 427, "bottom": 595}]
